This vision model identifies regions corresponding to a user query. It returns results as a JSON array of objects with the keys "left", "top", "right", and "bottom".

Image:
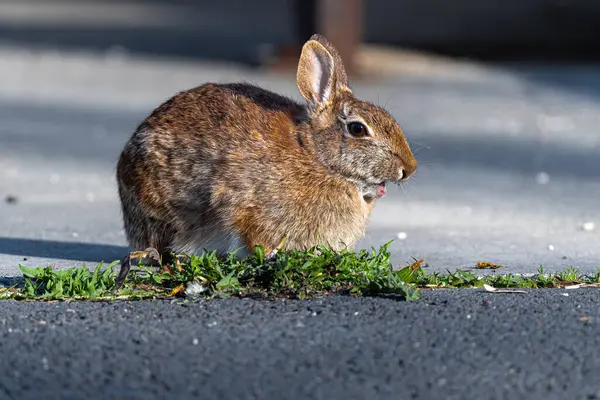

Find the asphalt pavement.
[{"left": 1, "top": 289, "right": 600, "bottom": 400}]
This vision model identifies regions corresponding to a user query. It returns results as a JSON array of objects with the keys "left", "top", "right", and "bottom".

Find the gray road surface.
[
  {"left": 0, "top": 44, "right": 599, "bottom": 278},
  {"left": 1, "top": 289, "right": 600, "bottom": 400}
]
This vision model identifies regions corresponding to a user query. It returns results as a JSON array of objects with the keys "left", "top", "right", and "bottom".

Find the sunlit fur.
[{"left": 116, "top": 34, "right": 417, "bottom": 258}]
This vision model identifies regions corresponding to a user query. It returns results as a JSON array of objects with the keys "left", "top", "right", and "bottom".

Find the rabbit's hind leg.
[{"left": 115, "top": 187, "right": 174, "bottom": 290}]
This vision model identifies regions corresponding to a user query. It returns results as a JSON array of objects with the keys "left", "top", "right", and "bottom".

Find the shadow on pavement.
[{"left": 0, "top": 237, "right": 127, "bottom": 262}]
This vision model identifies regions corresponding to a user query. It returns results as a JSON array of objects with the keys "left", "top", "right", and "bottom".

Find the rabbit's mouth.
[
  {"left": 360, "top": 181, "right": 387, "bottom": 201},
  {"left": 375, "top": 182, "right": 387, "bottom": 197}
]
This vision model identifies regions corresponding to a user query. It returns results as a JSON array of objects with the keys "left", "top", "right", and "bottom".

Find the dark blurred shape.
[
  {"left": 295, "top": 0, "right": 317, "bottom": 42},
  {"left": 276, "top": 0, "right": 362, "bottom": 74},
  {"left": 366, "top": 0, "right": 600, "bottom": 62},
  {"left": 1, "top": 0, "right": 600, "bottom": 66},
  {"left": 4, "top": 195, "right": 18, "bottom": 205}
]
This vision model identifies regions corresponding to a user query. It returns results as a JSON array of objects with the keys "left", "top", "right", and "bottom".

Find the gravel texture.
[{"left": 2, "top": 290, "right": 600, "bottom": 400}]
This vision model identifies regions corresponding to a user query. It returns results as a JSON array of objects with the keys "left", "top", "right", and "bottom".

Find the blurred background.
[
  {"left": 1, "top": 0, "right": 599, "bottom": 275},
  {"left": 2, "top": 0, "right": 600, "bottom": 65}
]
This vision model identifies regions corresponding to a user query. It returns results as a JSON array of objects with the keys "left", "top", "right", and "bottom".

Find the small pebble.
[
  {"left": 582, "top": 222, "right": 595, "bottom": 232},
  {"left": 185, "top": 281, "right": 207, "bottom": 296},
  {"left": 41, "top": 357, "right": 49, "bottom": 371},
  {"left": 4, "top": 195, "right": 18, "bottom": 204},
  {"left": 396, "top": 232, "right": 408, "bottom": 240},
  {"left": 192, "top": 338, "right": 199, "bottom": 345}
]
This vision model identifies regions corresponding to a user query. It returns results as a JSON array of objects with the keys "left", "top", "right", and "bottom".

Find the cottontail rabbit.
[{"left": 116, "top": 34, "right": 417, "bottom": 270}]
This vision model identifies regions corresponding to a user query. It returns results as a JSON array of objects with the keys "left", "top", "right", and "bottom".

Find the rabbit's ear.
[
  {"left": 308, "top": 34, "right": 349, "bottom": 90},
  {"left": 297, "top": 39, "right": 337, "bottom": 105}
]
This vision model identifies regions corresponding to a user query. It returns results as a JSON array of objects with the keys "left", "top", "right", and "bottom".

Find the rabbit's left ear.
[
  {"left": 308, "top": 34, "right": 349, "bottom": 91},
  {"left": 297, "top": 39, "right": 336, "bottom": 105},
  {"left": 297, "top": 34, "right": 352, "bottom": 106}
]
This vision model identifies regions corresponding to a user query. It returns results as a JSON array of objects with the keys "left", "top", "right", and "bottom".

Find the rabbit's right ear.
[{"left": 297, "top": 39, "right": 336, "bottom": 106}]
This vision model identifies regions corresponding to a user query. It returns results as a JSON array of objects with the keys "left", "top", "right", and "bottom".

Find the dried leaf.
[
  {"left": 562, "top": 282, "right": 600, "bottom": 289},
  {"left": 160, "top": 264, "right": 174, "bottom": 276},
  {"left": 581, "top": 283, "right": 600, "bottom": 288},
  {"left": 129, "top": 250, "right": 149, "bottom": 259},
  {"left": 129, "top": 247, "right": 161, "bottom": 262},
  {"left": 476, "top": 261, "right": 503, "bottom": 269},
  {"left": 408, "top": 259, "right": 424, "bottom": 271},
  {"left": 174, "top": 257, "right": 183, "bottom": 272},
  {"left": 169, "top": 284, "right": 186, "bottom": 297},
  {"left": 483, "top": 284, "right": 527, "bottom": 294},
  {"left": 565, "top": 284, "right": 581, "bottom": 290}
]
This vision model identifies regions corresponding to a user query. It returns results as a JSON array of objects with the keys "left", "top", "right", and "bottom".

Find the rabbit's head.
[{"left": 297, "top": 34, "right": 417, "bottom": 200}]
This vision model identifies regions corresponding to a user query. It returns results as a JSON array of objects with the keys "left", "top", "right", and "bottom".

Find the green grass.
[{"left": 1, "top": 242, "right": 599, "bottom": 302}]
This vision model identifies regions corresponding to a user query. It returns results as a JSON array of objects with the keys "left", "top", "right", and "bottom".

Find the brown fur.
[{"left": 116, "top": 34, "right": 417, "bottom": 257}]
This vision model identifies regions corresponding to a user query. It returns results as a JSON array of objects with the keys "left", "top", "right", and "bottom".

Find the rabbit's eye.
[{"left": 347, "top": 122, "right": 368, "bottom": 138}]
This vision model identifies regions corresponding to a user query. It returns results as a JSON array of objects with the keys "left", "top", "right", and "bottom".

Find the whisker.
[
  {"left": 409, "top": 179, "right": 421, "bottom": 195},
  {"left": 394, "top": 177, "right": 421, "bottom": 196},
  {"left": 409, "top": 139, "right": 431, "bottom": 149},
  {"left": 415, "top": 161, "right": 442, "bottom": 167},
  {"left": 412, "top": 145, "right": 430, "bottom": 154},
  {"left": 394, "top": 182, "right": 408, "bottom": 196},
  {"left": 382, "top": 93, "right": 396, "bottom": 112}
]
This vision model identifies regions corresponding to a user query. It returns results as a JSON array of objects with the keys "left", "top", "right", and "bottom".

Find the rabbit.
[{"left": 115, "top": 33, "right": 417, "bottom": 277}]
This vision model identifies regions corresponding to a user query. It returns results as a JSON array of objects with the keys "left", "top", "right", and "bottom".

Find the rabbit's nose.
[
  {"left": 399, "top": 161, "right": 417, "bottom": 181},
  {"left": 398, "top": 168, "right": 407, "bottom": 181}
]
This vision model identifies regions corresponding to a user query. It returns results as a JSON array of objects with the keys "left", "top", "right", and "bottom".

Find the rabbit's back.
[
  {"left": 143, "top": 83, "right": 305, "bottom": 164},
  {"left": 119, "top": 83, "right": 303, "bottom": 208}
]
